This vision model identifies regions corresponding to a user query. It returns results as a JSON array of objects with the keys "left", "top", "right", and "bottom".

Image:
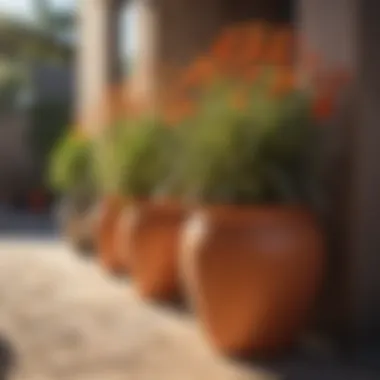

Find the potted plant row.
[
  {"left": 48, "top": 128, "right": 98, "bottom": 253},
  {"left": 51, "top": 23, "right": 348, "bottom": 357},
  {"left": 93, "top": 112, "right": 187, "bottom": 300}
]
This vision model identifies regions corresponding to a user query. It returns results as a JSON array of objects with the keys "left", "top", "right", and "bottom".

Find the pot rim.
[
  {"left": 130, "top": 197, "right": 187, "bottom": 214},
  {"left": 188, "top": 203, "right": 318, "bottom": 224}
]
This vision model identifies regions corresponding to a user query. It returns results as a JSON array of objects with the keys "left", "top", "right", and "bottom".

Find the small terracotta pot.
[
  {"left": 128, "top": 200, "right": 186, "bottom": 301},
  {"left": 180, "top": 205, "right": 325, "bottom": 357},
  {"left": 96, "top": 196, "right": 125, "bottom": 273},
  {"left": 114, "top": 204, "right": 133, "bottom": 273}
]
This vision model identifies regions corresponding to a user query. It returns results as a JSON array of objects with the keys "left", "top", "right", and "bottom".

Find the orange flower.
[
  {"left": 265, "top": 27, "right": 295, "bottom": 66},
  {"left": 243, "top": 64, "right": 261, "bottom": 84},
  {"left": 180, "top": 56, "right": 217, "bottom": 88},
  {"left": 242, "top": 23, "right": 269, "bottom": 64},
  {"left": 312, "top": 93, "right": 335, "bottom": 121},
  {"left": 271, "top": 68, "right": 296, "bottom": 97},
  {"left": 211, "top": 27, "right": 239, "bottom": 63},
  {"left": 230, "top": 88, "right": 248, "bottom": 110},
  {"left": 163, "top": 98, "right": 195, "bottom": 125}
]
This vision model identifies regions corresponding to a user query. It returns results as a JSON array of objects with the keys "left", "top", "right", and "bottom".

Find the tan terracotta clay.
[
  {"left": 114, "top": 204, "right": 133, "bottom": 273},
  {"left": 129, "top": 200, "right": 186, "bottom": 301},
  {"left": 180, "top": 205, "right": 325, "bottom": 357},
  {"left": 96, "top": 196, "right": 125, "bottom": 273}
]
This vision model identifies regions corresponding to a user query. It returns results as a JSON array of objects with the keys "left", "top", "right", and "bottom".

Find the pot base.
[
  {"left": 181, "top": 205, "right": 325, "bottom": 356},
  {"left": 129, "top": 201, "right": 186, "bottom": 301}
]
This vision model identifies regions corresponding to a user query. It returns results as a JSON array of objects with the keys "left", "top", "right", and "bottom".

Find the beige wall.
[
  {"left": 128, "top": 0, "right": 159, "bottom": 106},
  {"left": 77, "top": 0, "right": 115, "bottom": 134}
]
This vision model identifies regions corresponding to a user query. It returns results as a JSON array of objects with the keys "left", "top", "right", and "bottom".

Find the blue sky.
[{"left": 0, "top": 0, "right": 137, "bottom": 58}]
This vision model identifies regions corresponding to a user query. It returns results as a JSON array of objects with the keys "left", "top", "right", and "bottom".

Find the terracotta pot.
[
  {"left": 96, "top": 196, "right": 125, "bottom": 273},
  {"left": 129, "top": 200, "right": 186, "bottom": 301},
  {"left": 114, "top": 204, "right": 133, "bottom": 273},
  {"left": 180, "top": 205, "right": 325, "bottom": 357}
]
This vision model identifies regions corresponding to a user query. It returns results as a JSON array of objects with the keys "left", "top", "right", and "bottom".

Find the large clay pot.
[
  {"left": 96, "top": 196, "right": 125, "bottom": 273},
  {"left": 129, "top": 200, "right": 186, "bottom": 301},
  {"left": 180, "top": 205, "right": 325, "bottom": 357}
]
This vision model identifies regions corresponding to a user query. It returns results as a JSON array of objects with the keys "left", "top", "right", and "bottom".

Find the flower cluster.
[
  {"left": 158, "top": 22, "right": 350, "bottom": 125},
  {"left": 90, "top": 22, "right": 351, "bottom": 130}
]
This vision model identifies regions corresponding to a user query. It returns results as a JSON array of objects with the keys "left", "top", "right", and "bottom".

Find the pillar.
[
  {"left": 350, "top": 0, "right": 380, "bottom": 344},
  {"left": 77, "top": 0, "right": 123, "bottom": 134},
  {"left": 129, "top": 0, "right": 160, "bottom": 106},
  {"left": 298, "top": 0, "right": 380, "bottom": 345}
]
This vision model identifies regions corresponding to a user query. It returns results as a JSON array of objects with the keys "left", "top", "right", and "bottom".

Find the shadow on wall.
[{"left": 0, "top": 335, "right": 16, "bottom": 380}]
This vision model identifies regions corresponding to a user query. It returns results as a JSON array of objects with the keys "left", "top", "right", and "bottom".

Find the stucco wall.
[{"left": 77, "top": 0, "right": 113, "bottom": 132}]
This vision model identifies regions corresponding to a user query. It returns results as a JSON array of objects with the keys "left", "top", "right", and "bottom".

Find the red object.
[
  {"left": 29, "top": 190, "right": 47, "bottom": 213},
  {"left": 313, "top": 93, "right": 335, "bottom": 121}
]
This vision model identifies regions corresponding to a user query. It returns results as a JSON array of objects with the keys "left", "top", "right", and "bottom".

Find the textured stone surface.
[
  {"left": 0, "top": 238, "right": 273, "bottom": 380},
  {"left": 0, "top": 237, "right": 379, "bottom": 380}
]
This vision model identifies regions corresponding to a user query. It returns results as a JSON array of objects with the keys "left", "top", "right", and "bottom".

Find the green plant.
[
  {"left": 164, "top": 23, "right": 342, "bottom": 208},
  {"left": 93, "top": 114, "right": 179, "bottom": 200},
  {"left": 48, "top": 130, "right": 93, "bottom": 194},
  {"left": 179, "top": 73, "right": 321, "bottom": 206}
]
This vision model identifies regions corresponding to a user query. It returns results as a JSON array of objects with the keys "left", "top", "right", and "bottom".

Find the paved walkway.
[
  {"left": 0, "top": 237, "right": 379, "bottom": 380},
  {"left": 0, "top": 238, "right": 274, "bottom": 380}
]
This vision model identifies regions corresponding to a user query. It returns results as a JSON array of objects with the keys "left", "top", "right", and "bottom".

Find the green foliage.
[
  {"left": 179, "top": 74, "right": 320, "bottom": 205},
  {"left": 92, "top": 115, "right": 179, "bottom": 199},
  {"left": 48, "top": 130, "right": 93, "bottom": 194}
]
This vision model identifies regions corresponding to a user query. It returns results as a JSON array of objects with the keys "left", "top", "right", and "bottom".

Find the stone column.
[
  {"left": 77, "top": 0, "right": 123, "bottom": 134},
  {"left": 350, "top": 0, "right": 380, "bottom": 344},
  {"left": 129, "top": 0, "right": 160, "bottom": 107},
  {"left": 296, "top": 0, "right": 357, "bottom": 344},
  {"left": 298, "top": 0, "right": 380, "bottom": 345}
]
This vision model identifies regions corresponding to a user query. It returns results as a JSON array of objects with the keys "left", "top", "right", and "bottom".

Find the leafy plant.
[
  {"left": 48, "top": 129, "right": 93, "bottom": 194},
  {"left": 92, "top": 114, "right": 179, "bottom": 200},
  {"left": 169, "top": 24, "right": 341, "bottom": 207},
  {"left": 179, "top": 72, "right": 323, "bottom": 205}
]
